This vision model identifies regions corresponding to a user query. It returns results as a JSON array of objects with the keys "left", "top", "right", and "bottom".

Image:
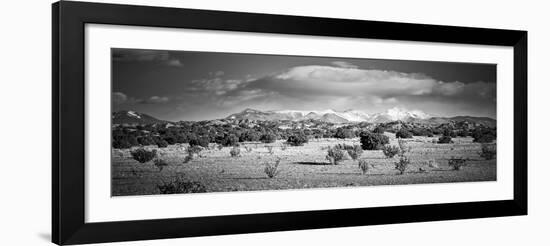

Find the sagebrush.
[
  {"left": 130, "top": 148, "right": 157, "bottom": 163},
  {"left": 264, "top": 158, "right": 281, "bottom": 178},
  {"left": 326, "top": 146, "right": 345, "bottom": 165},
  {"left": 157, "top": 177, "right": 207, "bottom": 194}
]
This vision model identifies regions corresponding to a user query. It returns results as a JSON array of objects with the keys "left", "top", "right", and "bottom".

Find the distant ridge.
[
  {"left": 112, "top": 110, "right": 167, "bottom": 125},
  {"left": 226, "top": 107, "right": 495, "bottom": 126}
]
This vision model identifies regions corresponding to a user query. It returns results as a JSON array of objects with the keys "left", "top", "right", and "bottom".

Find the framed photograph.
[{"left": 52, "top": 1, "right": 527, "bottom": 245}]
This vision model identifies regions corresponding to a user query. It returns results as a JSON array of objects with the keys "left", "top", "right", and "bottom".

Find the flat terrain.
[{"left": 112, "top": 134, "right": 496, "bottom": 196}]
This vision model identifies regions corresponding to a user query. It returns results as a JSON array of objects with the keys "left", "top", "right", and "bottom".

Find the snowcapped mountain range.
[
  {"left": 111, "top": 108, "right": 495, "bottom": 127},
  {"left": 226, "top": 107, "right": 432, "bottom": 124}
]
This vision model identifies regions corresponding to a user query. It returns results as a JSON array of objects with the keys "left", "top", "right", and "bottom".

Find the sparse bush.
[
  {"left": 260, "top": 133, "right": 277, "bottom": 143},
  {"left": 448, "top": 158, "right": 467, "bottom": 170},
  {"left": 358, "top": 159, "right": 370, "bottom": 175},
  {"left": 393, "top": 139, "right": 411, "bottom": 175},
  {"left": 264, "top": 158, "right": 281, "bottom": 178},
  {"left": 394, "top": 155, "right": 410, "bottom": 175},
  {"left": 153, "top": 158, "right": 168, "bottom": 171},
  {"left": 130, "top": 148, "right": 157, "bottom": 163},
  {"left": 480, "top": 144, "right": 497, "bottom": 160},
  {"left": 427, "top": 159, "right": 439, "bottom": 168},
  {"left": 437, "top": 135, "right": 453, "bottom": 144},
  {"left": 244, "top": 146, "right": 253, "bottom": 152},
  {"left": 183, "top": 146, "right": 202, "bottom": 163},
  {"left": 326, "top": 146, "right": 345, "bottom": 165},
  {"left": 360, "top": 132, "right": 389, "bottom": 150},
  {"left": 382, "top": 145, "right": 400, "bottom": 158},
  {"left": 345, "top": 145, "right": 363, "bottom": 161},
  {"left": 396, "top": 129, "right": 413, "bottom": 138},
  {"left": 157, "top": 177, "right": 207, "bottom": 194},
  {"left": 397, "top": 139, "right": 411, "bottom": 155},
  {"left": 230, "top": 146, "right": 241, "bottom": 157},
  {"left": 266, "top": 146, "right": 274, "bottom": 155},
  {"left": 287, "top": 134, "right": 308, "bottom": 146}
]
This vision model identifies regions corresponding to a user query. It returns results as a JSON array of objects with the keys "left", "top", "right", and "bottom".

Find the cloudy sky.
[{"left": 112, "top": 48, "right": 496, "bottom": 121}]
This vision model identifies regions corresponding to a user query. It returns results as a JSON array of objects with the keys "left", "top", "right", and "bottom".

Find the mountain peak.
[
  {"left": 226, "top": 107, "right": 435, "bottom": 124},
  {"left": 112, "top": 110, "right": 166, "bottom": 125}
]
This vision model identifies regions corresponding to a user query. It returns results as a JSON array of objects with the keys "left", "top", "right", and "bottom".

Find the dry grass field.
[{"left": 112, "top": 134, "right": 496, "bottom": 196}]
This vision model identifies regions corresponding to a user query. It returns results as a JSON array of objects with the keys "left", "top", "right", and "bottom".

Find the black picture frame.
[{"left": 52, "top": 1, "right": 527, "bottom": 245}]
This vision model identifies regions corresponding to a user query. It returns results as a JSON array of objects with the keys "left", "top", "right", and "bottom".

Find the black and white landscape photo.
[{"left": 111, "top": 48, "right": 497, "bottom": 196}]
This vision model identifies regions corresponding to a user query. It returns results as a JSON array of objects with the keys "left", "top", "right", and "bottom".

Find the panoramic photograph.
[{"left": 111, "top": 48, "right": 497, "bottom": 196}]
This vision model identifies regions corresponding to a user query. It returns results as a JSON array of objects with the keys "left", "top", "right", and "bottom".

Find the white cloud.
[
  {"left": 166, "top": 59, "right": 183, "bottom": 67},
  {"left": 330, "top": 61, "right": 358, "bottom": 69},
  {"left": 112, "top": 92, "right": 127, "bottom": 104},
  {"left": 142, "top": 96, "right": 169, "bottom": 104},
  {"left": 264, "top": 65, "right": 489, "bottom": 99}
]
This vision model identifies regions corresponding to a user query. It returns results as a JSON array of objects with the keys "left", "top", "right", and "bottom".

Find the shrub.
[
  {"left": 113, "top": 135, "right": 138, "bottom": 149},
  {"left": 437, "top": 135, "right": 453, "bottom": 144},
  {"left": 358, "top": 159, "right": 370, "bottom": 175},
  {"left": 442, "top": 128, "right": 457, "bottom": 138},
  {"left": 411, "top": 128, "right": 433, "bottom": 137},
  {"left": 427, "top": 159, "right": 439, "bottom": 168},
  {"left": 183, "top": 146, "right": 202, "bottom": 163},
  {"left": 239, "top": 131, "right": 261, "bottom": 142},
  {"left": 396, "top": 129, "right": 413, "bottom": 138},
  {"left": 157, "top": 177, "right": 207, "bottom": 194},
  {"left": 382, "top": 145, "right": 400, "bottom": 158},
  {"left": 397, "top": 139, "right": 411, "bottom": 155},
  {"left": 230, "top": 146, "right": 241, "bottom": 157},
  {"left": 264, "top": 158, "right": 281, "bottom": 178},
  {"left": 394, "top": 155, "right": 410, "bottom": 175},
  {"left": 473, "top": 130, "right": 496, "bottom": 143},
  {"left": 130, "top": 148, "right": 157, "bottom": 163},
  {"left": 153, "top": 158, "right": 168, "bottom": 171},
  {"left": 155, "top": 138, "right": 169, "bottom": 148},
  {"left": 287, "top": 134, "right": 308, "bottom": 146},
  {"left": 189, "top": 137, "right": 209, "bottom": 148},
  {"left": 221, "top": 134, "right": 239, "bottom": 147},
  {"left": 260, "top": 133, "right": 277, "bottom": 143},
  {"left": 373, "top": 126, "right": 386, "bottom": 134},
  {"left": 360, "top": 132, "right": 389, "bottom": 150},
  {"left": 137, "top": 136, "right": 156, "bottom": 146},
  {"left": 457, "top": 130, "right": 469, "bottom": 137},
  {"left": 326, "top": 146, "right": 345, "bottom": 165},
  {"left": 480, "top": 144, "right": 497, "bottom": 160},
  {"left": 334, "top": 128, "right": 355, "bottom": 139},
  {"left": 345, "top": 145, "right": 363, "bottom": 161},
  {"left": 113, "top": 139, "right": 133, "bottom": 149},
  {"left": 448, "top": 158, "right": 467, "bottom": 170}
]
